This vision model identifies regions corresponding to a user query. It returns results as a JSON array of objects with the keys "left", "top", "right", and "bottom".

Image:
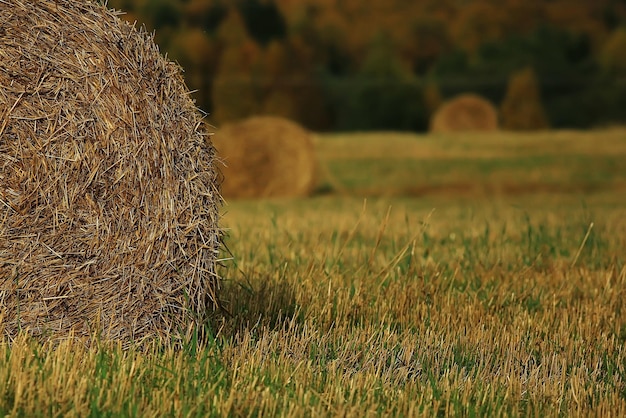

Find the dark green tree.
[
  {"left": 236, "top": 0, "right": 287, "bottom": 46},
  {"left": 140, "top": 0, "right": 181, "bottom": 29},
  {"left": 329, "top": 32, "right": 427, "bottom": 131}
]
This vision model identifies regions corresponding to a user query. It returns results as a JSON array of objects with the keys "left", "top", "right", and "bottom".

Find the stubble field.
[{"left": 1, "top": 129, "right": 625, "bottom": 416}]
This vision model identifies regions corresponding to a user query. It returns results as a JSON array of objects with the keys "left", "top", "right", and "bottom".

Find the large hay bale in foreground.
[
  {"left": 0, "top": 0, "right": 222, "bottom": 345},
  {"left": 430, "top": 94, "right": 499, "bottom": 133},
  {"left": 213, "top": 116, "right": 317, "bottom": 198}
]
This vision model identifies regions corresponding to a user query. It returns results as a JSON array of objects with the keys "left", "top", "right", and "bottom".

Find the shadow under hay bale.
[
  {"left": 0, "top": 0, "right": 222, "bottom": 346},
  {"left": 213, "top": 116, "right": 317, "bottom": 199},
  {"left": 430, "top": 93, "right": 499, "bottom": 133}
]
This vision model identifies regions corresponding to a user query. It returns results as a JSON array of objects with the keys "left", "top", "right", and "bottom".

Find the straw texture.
[
  {"left": 0, "top": 0, "right": 222, "bottom": 346},
  {"left": 430, "top": 94, "right": 499, "bottom": 133},
  {"left": 213, "top": 116, "right": 317, "bottom": 199}
]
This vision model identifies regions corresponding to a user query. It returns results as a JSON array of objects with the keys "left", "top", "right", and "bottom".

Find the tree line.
[{"left": 106, "top": 0, "right": 626, "bottom": 131}]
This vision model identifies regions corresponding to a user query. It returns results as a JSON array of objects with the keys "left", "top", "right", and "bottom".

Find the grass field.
[
  {"left": 316, "top": 129, "right": 626, "bottom": 196},
  {"left": 2, "top": 129, "right": 626, "bottom": 416}
]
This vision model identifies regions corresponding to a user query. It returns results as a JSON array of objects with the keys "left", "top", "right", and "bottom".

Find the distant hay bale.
[
  {"left": 213, "top": 116, "right": 317, "bottom": 199},
  {"left": 0, "top": 0, "right": 222, "bottom": 346},
  {"left": 430, "top": 94, "right": 499, "bottom": 133}
]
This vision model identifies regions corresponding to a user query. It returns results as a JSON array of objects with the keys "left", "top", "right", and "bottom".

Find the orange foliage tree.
[
  {"left": 600, "top": 28, "right": 626, "bottom": 76},
  {"left": 211, "top": 8, "right": 263, "bottom": 124},
  {"left": 105, "top": 0, "right": 626, "bottom": 130},
  {"left": 168, "top": 28, "right": 220, "bottom": 114},
  {"left": 500, "top": 67, "right": 549, "bottom": 130}
]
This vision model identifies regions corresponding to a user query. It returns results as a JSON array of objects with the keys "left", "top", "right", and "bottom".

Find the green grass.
[
  {"left": 323, "top": 154, "right": 624, "bottom": 193},
  {"left": 315, "top": 129, "right": 626, "bottom": 195},
  {"left": 2, "top": 129, "right": 626, "bottom": 416}
]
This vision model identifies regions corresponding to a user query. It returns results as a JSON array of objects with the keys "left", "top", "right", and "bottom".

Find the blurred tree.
[
  {"left": 104, "top": 0, "right": 144, "bottom": 26},
  {"left": 212, "top": 9, "right": 263, "bottom": 124},
  {"left": 183, "top": 0, "right": 228, "bottom": 33},
  {"left": 544, "top": 0, "right": 608, "bottom": 47},
  {"left": 600, "top": 27, "right": 626, "bottom": 75},
  {"left": 602, "top": 0, "right": 626, "bottom": 30},
  {"left": 433, "top": 48, "right": 505, "bottom": 105},
  {"left": 105, "top": 0, "right": 140, "bottom": 13},
  {"left": 400, "top": 18, "right": 452, "bottom": 75},
  {"left": 276, "top": 1, "right": 349, "bottom": 75},
  {"left": 260, "top": 38, "right": 331, "bottom": 130},
  {"left": 168, "top": 28, "right": 220, "bottom": 114},
  {"left": 423, "top": 81, "right": 443, "bottom": 117},
  {"left": 500, "top": 0, "right": 546, "bottom": 35},
  {"left": 330, "top": 32, "right": 427, "bottom": 131},
  {"left": 451, "top": 1, "right": 507, "bottom": 54},
  {"left": 105, "top": 0, "right": 626, "bottom": 130},
  {"left": 526, "top": 27, "right": 598, "bottom": 128},
  {"left": 236, "top": 0, "right": 287, "bottom": 46},
  {"left": 140, "top": 0, "right": 181, "bottom": 30},
  {"left": 433, "top": 23, "right": 606, "bottom": 128},
  {"left": 501, "top": 67, "right": 549, "bottom": 130},
  {"left": 215, "top": 6, "right": 249, "bottom": 45}
]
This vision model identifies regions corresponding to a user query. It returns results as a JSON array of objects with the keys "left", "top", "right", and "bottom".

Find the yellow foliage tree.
[
  {"left": 451, "top": 1, "right": 507, "bottom": 54},
  {"left": 258, "top": 38, "right": 331, "bottom": 129},
  {"left": 212, "top": 8, "right": 263, "bottom": 124},
  {"left": 423, "top": 82, "right": 443, "bottom": 116},
  {"left": 168, "top": 28, "right": 219, "bottom": 113},
  {"left": 600, "top": 28, "right": 626, "bottom": 76},
  {"left": 500, "top": 67, "right": 549, "bottom": 130}
]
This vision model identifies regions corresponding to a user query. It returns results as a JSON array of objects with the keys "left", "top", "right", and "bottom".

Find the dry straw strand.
[
  {"left": 0, "top": 0, "right": 222, "bottom": 347},
  {"left": 430, "top": 93, "right": 499, "bottom": 133},
  {"left": 212, "top": 116, "right": 318, "bottom": 199}
]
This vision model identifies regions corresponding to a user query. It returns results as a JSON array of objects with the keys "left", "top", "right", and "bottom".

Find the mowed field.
[{"left": 2, "top": 129, "right": 626, "bottom": 416}]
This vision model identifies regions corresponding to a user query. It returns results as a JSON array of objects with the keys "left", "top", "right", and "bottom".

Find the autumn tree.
[
  {"left": 105, "top": 0, "right": 626, "bottom": 130},
  {"left": 182, "top": 0, "right": 227, "bottom": 31},
  {"left": 600, "top": 27, "right": 626, "bottom": 76},
  {"left": 236, "top": 0, "right": 287, "bottom": 46},
  {"left": 212, "top": 8, "right": 263, "bottom": 124},
  {"left": 451, "top": 1, "right": 507, "bottom": 55},
  {"left": 140, "top": 0, "right": 181, "bottom": 30},
  {"left": 331, "top": 32, "right": 427, "bottom": 131},
  {"left": 501, "top": 67, "right": 549, "bottom": 130},
  {"left": 259, "top": 38, "right": 331, "bottom": 130},
  {"left": 168, "top": 28, "right": 220, "bottom": 114},
  {"left": 423, "top": 81, "right": 443, "bottom": 117},
  {"left": 400, "top": 18, "right": 452, "bottom": 75}
]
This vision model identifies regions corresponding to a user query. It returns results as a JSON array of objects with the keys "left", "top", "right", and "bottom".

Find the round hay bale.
[
  {"left": 213, "top": 116, "right": 317, "bottom": 199},
  {"left": 0, "top": 0, "right": 222, "bottom": 345},
  {"left": 430, "top": 93, "right": 499, "bottom": 133}
]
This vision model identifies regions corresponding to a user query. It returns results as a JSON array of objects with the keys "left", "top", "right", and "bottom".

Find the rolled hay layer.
[
  {"left": 213, "top": 116, "right": 317, "bottom": 199},
  {"left": 0, "top": 0, "right": 222, "bottom": 345},
  {"left": 430, "top": 94, "right": 499, "bottom": 133}
]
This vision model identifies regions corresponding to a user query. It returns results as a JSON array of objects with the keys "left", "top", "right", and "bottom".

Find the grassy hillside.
[{"left": 1, "top": 130, "right": 626, "bottom": 416}]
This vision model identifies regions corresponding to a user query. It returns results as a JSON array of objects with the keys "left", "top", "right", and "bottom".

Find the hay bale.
[
  {"left": 0, "top": 0, "right": 222, "bottom": 345},
  {"left": 213, "top": 116, "right": 317, "bottom": 198},
  {"left": 430, "top": 93, "right": 499, "bottom": 133}
]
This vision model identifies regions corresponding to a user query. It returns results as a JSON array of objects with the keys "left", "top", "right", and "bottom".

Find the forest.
[{"left": 105, "top": 0, "right": 626, "bottom": 131}]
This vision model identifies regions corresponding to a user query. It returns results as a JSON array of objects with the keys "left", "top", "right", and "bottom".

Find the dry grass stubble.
[{"left": 0, "top": 195, "right": 625, "bottom": 415}]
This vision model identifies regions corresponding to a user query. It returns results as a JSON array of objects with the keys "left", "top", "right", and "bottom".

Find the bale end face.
[
  {"left": 213, "top": 116, "right": 318, "bottom": 199},
  {"left": 430, "top": 94, "right": 499, "bottom": 133},
  {"left": 0, "top": 0, "right": 222, "bottom": 346}
]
